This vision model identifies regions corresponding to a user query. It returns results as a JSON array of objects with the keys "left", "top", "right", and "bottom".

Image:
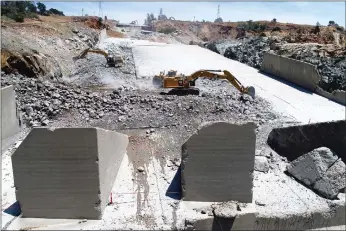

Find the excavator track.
[{"left": 160, "top": 88, "right": 200, "bottom": 96}]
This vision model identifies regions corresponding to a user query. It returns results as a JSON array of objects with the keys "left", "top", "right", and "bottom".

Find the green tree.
[
  {"left": 36, "top": 2, "right": 46, "bottom": 15},
  {"left": 27, "top": 2, "right": 37, "bottom": 13},
  {"left": 48, "top": 8, "right": 64, "bottom": 16},
  {"left": 313, "top": 22, "right": 320, "bottom": 34}
]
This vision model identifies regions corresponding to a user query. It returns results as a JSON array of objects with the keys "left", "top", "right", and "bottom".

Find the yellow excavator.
[
  {"left": 73, "top": 48, "right": 124, "bottom": 67},
  {"left": 153, "top": 69, "right": 256, "bottom": 98}
]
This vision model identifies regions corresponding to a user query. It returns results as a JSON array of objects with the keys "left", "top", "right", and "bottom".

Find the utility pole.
[
  {"left": 99, "top": 2, "right": 103, "bottom": 18},
  {"left": 82, "top": 8, "right": 84, "bottom": 17}
]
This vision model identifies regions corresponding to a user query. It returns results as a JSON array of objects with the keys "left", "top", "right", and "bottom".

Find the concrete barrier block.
[
  {"left": 11, "top": 127, "right": 128, "bottom": 219},
  {"left": 261, "top": 53, "right": 320, "bottom": 91},
  {"left": 181, "top": 122, "right": 256, "bottom": 202},
  {"left": 267, "top": 120, "right": 346, "bottom": 163},
  {"left": 1, "top": 85, "right": 22, "bottom": 151},
  {"left": 315, "top": 87, "right": 346, "bottom": 106}
]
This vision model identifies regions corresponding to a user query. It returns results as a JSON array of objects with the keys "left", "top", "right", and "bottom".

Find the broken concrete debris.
[
  {"left": 181, "top": 122, "right": 256, "bottom": 202},
  {"left": 11, "top": 127, "right": 128, "bottom": 219},
  {"left": 254, "top": 156, "right": 269, "bottom": 173},
  {"left": 287, "top": 147, "right": 345, "bottom": 199}
]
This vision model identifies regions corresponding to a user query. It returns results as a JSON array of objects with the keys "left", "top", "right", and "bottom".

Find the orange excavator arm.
[
  {"left": 187, "top": 70, "right": 255, "bottom": 97},
  {"left": 73, "top": 48, "right": 109, "bottom": 60},
  {"left": 187, "top": 70, "right": 250, "bottom": 94}
]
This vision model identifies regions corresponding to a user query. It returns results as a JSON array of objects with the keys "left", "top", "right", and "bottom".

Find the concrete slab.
[
  {"left": 132, "top": 44, "right": 345, "bottom": 124},
  {"left": 181, "top": 122, "right": 256, "bottom": 202},
  {"left": 1, "top": 85, "right": 22, "bottom": 153},
  {"left": 11, "top": 127, "right": 128, "bottom": 219}
]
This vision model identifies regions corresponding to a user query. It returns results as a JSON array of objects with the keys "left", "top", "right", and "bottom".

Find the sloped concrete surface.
[
  {"left": 181, "top": 122, "right": 256, "bottom": 202},
  {"left": 11, "top": 127, "right": 128, "bottom": 219},
  {"left": 132, "top": 44, "right": 345, "bottom": 124}
]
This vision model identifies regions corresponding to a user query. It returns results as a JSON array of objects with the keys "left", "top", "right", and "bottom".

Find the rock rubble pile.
[{"left": 1, "top": 72, "right": 277, "bottom": 128}]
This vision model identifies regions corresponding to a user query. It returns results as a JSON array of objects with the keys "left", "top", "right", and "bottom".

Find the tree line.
[{"left": 1, "top": 1, "right": 65, "bottom": 22}]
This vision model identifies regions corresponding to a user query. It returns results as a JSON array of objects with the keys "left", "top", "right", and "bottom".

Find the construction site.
[{"left": 1, "top": 2, "right": 346, "bottom": 230}]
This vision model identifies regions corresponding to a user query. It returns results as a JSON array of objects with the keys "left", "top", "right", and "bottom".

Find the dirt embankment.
[{"left": 153, "top": 19, "right": 345, "bottom": 45}]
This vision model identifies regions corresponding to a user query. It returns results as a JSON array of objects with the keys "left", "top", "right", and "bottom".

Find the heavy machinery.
[
  {"left": 73, "top": 48, "right": 124, "bottom": 67},
  {"left": 153, "top": 69, "right": 256, "bottom": 98}
]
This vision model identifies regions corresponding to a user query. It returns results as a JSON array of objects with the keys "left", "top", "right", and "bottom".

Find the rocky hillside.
[
  {"left": 153, "top": 19, "right": 345, "bottom": 45},
  {"left": 1, "top": 16, "right": 103, "bottom": 79}
]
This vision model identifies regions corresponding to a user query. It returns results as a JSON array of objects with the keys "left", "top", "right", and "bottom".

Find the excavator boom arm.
[
  {"left": 187, "top": 70, "right": 248, "bottom": 94},
  {"left": 73, "top": 48, "right": 109, "bottom": 60}
]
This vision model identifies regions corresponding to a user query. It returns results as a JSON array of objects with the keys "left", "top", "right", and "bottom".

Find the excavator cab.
[
  {"left": 106, "top": 55, "right": 116, "bottom": 67},
  {"left": 167, "top": 70, "right": 177, "bottom": 77}
]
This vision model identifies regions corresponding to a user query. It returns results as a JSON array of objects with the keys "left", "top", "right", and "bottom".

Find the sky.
[{"left": 43, "top": 2, "right": 346, "bottom": 27}]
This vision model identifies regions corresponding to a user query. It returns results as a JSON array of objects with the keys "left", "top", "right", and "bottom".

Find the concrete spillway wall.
[
  {"left": 1, "top": 85, "right": 22, "bottom": 152},
  {"left": 12, "top": 127, "right": 128, "bottom": 219},
  {"left": 181, "top": 122, "right": 256, "bottom": 202},
  {"left": 261, "top": 53, "right": 320, "bottom": 91},
  {"left": 261, "top": 53, "right": 346, "bottom": 105},
  {"left": 96, "top": 28, "right": 107, "bottom": 48}
]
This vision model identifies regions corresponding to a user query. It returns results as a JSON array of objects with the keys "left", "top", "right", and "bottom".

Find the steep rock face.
[
  {"left": 2, "top": 49, "right": 62, "bottom": 79},
  {"left": 1, "top": 23, "right": 99, "bottom": 79}
]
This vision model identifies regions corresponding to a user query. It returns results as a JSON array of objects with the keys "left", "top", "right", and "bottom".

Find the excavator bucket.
[
  {"left": 153, "top": 75, "right": 164, "bottom": 88},
  {"left": 246, "top": 86, "right": 256, "bottom": 98}
]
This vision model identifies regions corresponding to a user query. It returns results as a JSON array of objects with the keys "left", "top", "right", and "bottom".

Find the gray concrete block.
[
  {"left": 326, "top": 159, "right": 346, "bottom": 192},
  {"left": 181, "top": 122, "right": 256, "bottom": 202},
  {"left": 287, "top": 147, "right": 344, "bottom": 199},
  {"left": 1, "top": 85, "right": 22, "bottom": 152},
  {"left": 11, "top": 127, "right": 128, "bottom": 219}
]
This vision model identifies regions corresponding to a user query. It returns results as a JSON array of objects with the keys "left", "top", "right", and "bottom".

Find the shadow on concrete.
[
  {"left": 165, "top": 165, "right": 182, "bottom": 200},
  {"left": 212, "top": 217, "right": 235, "bottom": 231},
  {"left": 4, "top": 201, "right": 22, "bottom": 216},
  {"left": 258, "top": 70, "right": 314, "bottom": 95}
]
